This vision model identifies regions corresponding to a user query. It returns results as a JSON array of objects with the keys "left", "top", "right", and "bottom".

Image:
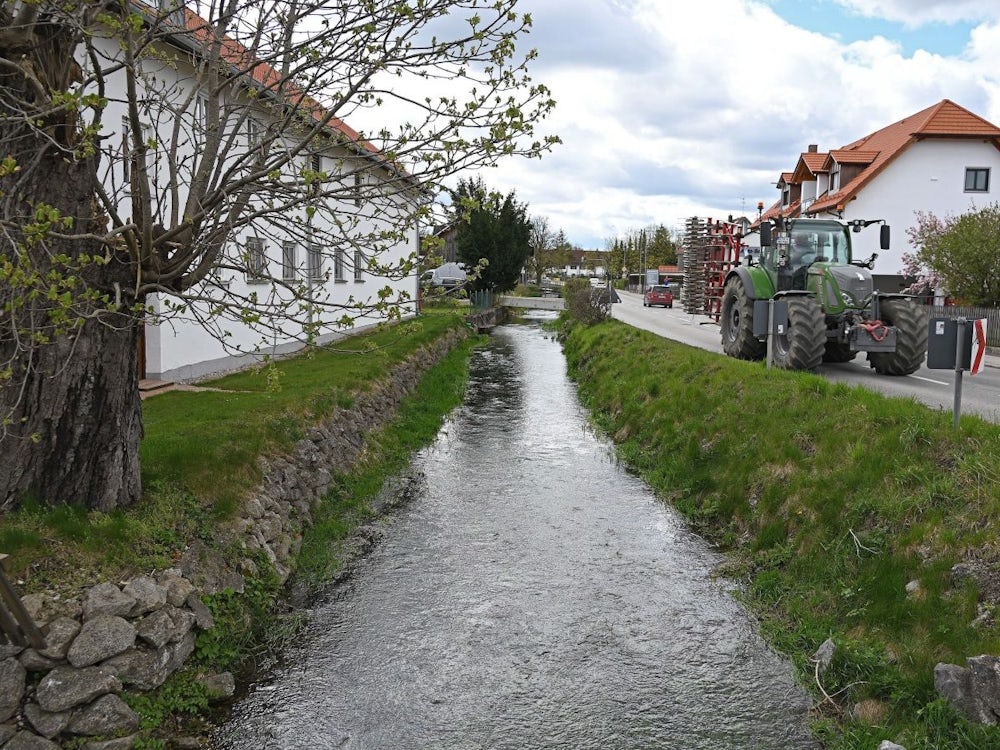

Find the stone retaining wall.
[{"left": 0, "top": 325, "right": 470, "bottom": 749}]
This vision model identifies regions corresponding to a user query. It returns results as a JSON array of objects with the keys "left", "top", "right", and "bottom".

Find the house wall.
[
  {"left": 89, "top": 32, "right": 419, "bottom": 383},
  {"left": 837, "top": 139, "right": 1000, "bottom": 274}
]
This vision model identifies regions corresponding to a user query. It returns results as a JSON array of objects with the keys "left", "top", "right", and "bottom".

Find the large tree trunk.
[
  {"left": 0, "top": 156, "right": 143, "bottom": 512},
  {"left": 0, "top": 93, "right": 143, "bottom": 512}
]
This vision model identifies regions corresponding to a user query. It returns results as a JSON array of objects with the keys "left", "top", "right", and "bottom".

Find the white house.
[
  {"left": 761, "top": 99, "right": 1000, "bottom": 285},
  {"left": 89, "top": 3, "right": 422, "bottom": 383}
]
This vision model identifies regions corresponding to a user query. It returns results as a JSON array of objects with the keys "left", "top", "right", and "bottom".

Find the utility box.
[
  {"left": 753, "top": 299, "right": 787, "bottom": 338},
  {"left": 927, "top": 317, "right": 973, "bottom": 370}
]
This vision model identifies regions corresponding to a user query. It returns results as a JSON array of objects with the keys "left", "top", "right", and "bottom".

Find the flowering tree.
[
  {"left": 904, "top": 207, "right": 1000, "bottom": 305},
  {"left": 0, "top": 0, "right": 557, "bottom": 511}
]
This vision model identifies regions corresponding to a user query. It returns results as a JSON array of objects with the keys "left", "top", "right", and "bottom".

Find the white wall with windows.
[
  {"left": 90, "top": 27, "right": 420, "bottom": 382},
  {"left": 827, "top": 140, "right": 1000, "bottom": 274}
]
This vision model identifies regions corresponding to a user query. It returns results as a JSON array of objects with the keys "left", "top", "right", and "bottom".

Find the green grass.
[
  {"left": 2, "top": 310, "right": 476, "bottom": 745},
  {"left": 293, "top": 329, "right": 475, "bottom": 593},
  {"left": 1, "top": 312, "right": 468, "bottom": 591},
  {"left": 562, "top": 318, "right": 1000, "bottom": 749}
]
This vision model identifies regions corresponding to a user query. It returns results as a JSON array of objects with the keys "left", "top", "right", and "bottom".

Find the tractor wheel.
[
  {"left": 823, "top": 341, "right": 857, "bottom": 363},
  {"left": 772, "top": 296, "right": 825, "bottom": 371},
  {"left": 867, "top": 298, "right": 929, "bottom": 375},
  {"left": 720, "top": 277, "right": 765, "bottom": 360}
]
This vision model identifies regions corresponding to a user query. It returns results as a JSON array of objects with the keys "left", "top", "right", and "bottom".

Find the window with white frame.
[
  {"left": 281, "top": 240, "right": 296, "bottom": 282},
  {"left": 354, "top": 249, "right": 365, "bottom": 281},
  {"left": 245, "top": 237, "right": 268, "bottom": 281},
  {"left": 830, "top": 163, "right": 841, "bottom": 191},
  {"left": 308, "top": 243, "right": 323, "bottom": 281},
  {"left": 334, "top": 246, "right": 345, "bottom": 281},
  {"left": 965, "top": 167, "right": 990, "bottom": 192}
]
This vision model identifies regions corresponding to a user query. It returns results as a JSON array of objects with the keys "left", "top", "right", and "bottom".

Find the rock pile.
[{"left": 1, "top": 570, "right": 225, "bottom": 749}]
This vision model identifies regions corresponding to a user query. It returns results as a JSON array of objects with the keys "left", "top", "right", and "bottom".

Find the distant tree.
[
  {"left": 551, "top": 230, "right": 574, "bottom": 274},
  {"left": 605, "top": 224, "right": 677, "bottom": 282},
  {"left": 606, "top": 238, "right": 624, "bottom": 280},
  {"left": 526, "top": 215, "right": 555, "bottom": 285},
  {"left": 906, "top": 206, "right": 1000, "bottom": 305},
  {"left": 453, "top": 177, "right": 531, "bottom": 292},
  {"left": 647, "top": 225, "right": 679, "bottom": 267}
]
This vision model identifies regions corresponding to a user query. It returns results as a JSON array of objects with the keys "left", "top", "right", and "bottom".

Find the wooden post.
[{"left": 0, "top": 554, "right": 46, "bottom": 649}]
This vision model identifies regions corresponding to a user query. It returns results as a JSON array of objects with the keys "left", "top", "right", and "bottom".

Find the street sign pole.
[
  {"left": 766, "top": 299, "right": 775, "bottom": 369},
  {"left": 953, "top": 318, "right": 966, "bottom": 430}
]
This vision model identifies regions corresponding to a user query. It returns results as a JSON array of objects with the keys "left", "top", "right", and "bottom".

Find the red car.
[{"left": 643, "top": 284, "right": 674, "bottom": 308}]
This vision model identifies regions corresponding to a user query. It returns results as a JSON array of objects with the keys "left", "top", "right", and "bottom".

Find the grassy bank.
[
  {"left": 0, "top": 313, "right": 470, "bottom": 592},
  {"left": 562, "top": 319, "right": 1000, "bottom": 749},
  {"left": 0, "top": 311, "right": 477, "bottom": 744}
]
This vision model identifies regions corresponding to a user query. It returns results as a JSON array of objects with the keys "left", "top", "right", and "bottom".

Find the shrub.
[{"left": 563, "top": 277, "right": 610, "bottom": 325}]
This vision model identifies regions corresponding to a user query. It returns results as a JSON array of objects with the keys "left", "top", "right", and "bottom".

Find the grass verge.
[
  {"left": 0, "top": 312, "right": 468, "bottom": 594},
  {"left": 562, "top": 318, "right": 1000, "bottom": 750}
]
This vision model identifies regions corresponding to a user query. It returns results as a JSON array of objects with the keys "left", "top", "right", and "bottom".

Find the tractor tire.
[
  {"left": 823, "top": 341, "right": 857, "bottom": 363},
  {"left": 867, "top": 298, "right": 929, "bottom": 375},
  {"left": 772, "top": 296, "right": 825, "bottom": 371},
  {"left": 720, "top": 276, "right": 765, "bottom": 360}
]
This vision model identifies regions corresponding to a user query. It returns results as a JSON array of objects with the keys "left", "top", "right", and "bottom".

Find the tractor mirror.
[
  {"left": 880, "top": 224, "right": 890, "bottom": 250},
  {"left": 759, "top": 223, "right": 772, "bottom": 246}
]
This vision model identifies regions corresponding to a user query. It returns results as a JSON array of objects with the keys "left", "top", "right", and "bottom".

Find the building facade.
[{"left": 91, "top": 5, "right": 422, "bottom": 382}]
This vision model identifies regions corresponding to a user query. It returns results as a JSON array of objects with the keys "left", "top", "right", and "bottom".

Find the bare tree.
[
  {"left": 526, "top": 215, "right": 553, "bottom": 286},
  {"left": 0, "top": 0, "right": 557, "bottom": 511}
]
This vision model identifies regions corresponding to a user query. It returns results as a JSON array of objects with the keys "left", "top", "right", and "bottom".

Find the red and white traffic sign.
[{"left": 970, "top": 318, "right": 988, "bottom": 375}]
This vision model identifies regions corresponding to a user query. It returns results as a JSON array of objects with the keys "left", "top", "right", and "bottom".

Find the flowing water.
[{"left": 213, "top": 313, "right": 817, "bottom": 749}]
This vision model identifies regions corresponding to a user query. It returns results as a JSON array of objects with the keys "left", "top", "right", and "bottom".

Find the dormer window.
[
  {"left": 781, "top": 185, "right": 790, "bottom": 207},
  {"left": 831, "top": 163, "right": 841, "bottom": 191}
]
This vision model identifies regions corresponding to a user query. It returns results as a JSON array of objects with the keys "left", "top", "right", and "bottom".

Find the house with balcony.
[{"left": 760, "top": 99, "right": 1000, "bottom": 290}]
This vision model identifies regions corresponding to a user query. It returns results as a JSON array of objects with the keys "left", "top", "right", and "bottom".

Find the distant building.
[{"left": 560, "top": 249, "right": 606, "bottom": 278}]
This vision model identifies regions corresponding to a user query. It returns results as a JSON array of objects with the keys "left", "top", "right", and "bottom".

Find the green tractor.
[{"left": 720, "top": 217, "right": 928, "bottom": 374}]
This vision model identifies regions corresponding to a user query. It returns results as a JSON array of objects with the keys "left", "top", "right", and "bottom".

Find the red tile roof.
[
  {"left": 807, "top": 99, "right": 1000, "bottom": 214},
  {"left": 165, "top": 2, "right": 384, "bottom": 161},
  {"left": 790, "top": 150, "right": 829, "bottom": 183},
  {"left": 758, "top": 197, "right": 800, "bottom": 224},
  {"left": 824, "top": 149, "right": 878, "bottom": 166}
]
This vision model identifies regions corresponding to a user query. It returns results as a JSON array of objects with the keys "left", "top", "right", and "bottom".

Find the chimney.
[{"left": 808, "top": 144, "right": 818, "bottom": 153}]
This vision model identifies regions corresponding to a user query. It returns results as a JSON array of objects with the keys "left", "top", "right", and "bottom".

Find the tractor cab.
[{"left": 759, "top": 219, "right": 855, "bottom": 292}]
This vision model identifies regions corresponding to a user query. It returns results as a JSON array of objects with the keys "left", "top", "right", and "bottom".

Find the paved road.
[{"left": 612, "top": 289, "right": 1000, "bottom": 424}]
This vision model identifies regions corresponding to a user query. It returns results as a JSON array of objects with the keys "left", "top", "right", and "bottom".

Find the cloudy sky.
[{"left": 470, "top": 0, "right": 1000, "bottom": 250}]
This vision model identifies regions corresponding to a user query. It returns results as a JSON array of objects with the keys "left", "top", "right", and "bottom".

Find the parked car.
[
  {"left": 421, "top": 262, "right": 467, "bottom": 292},
  {"left": 643, "top": 284, "right": 673, "bottom": 308}
]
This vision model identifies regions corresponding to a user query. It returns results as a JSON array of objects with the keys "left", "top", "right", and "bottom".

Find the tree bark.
[
  {"left": 0, "top": 73, "right": 143, "bottom": 511},
  {"left": 0, "top": 154, "right": 143, "bottom": 512}
]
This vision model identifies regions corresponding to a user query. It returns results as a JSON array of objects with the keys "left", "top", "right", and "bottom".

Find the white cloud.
[
  {"left": 436, "top": 0, "right": 1000, "bottom": 249},
  {"left": 833, "top": 1, "right": 1000, "bottom": 27}
]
